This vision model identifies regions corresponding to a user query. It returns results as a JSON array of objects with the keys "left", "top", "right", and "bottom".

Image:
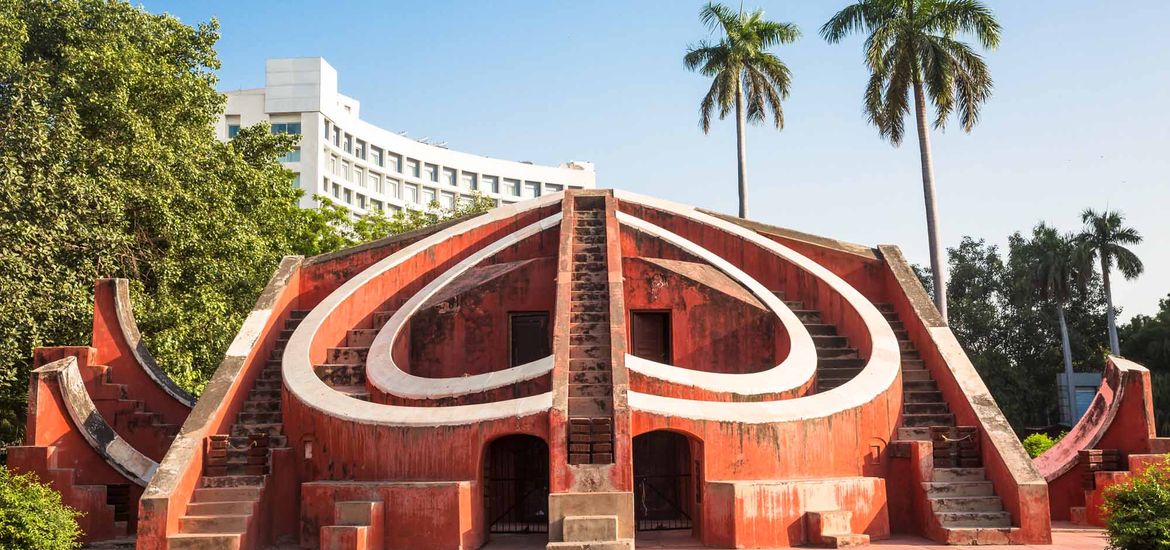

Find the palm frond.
[
  {"left": 925, "top": 0, "right": 1001, "bottom": 49},
  {"left": 699, "top": 2, "right": 740, "bottom": 35}
]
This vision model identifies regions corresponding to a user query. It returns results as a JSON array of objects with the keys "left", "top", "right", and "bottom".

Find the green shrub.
[
  {"left": 0, "top": 466, "right": 81, "bottom": 549},
  {"left": 1104, "top": 459, "right": 1170, "bottom": 550},
  {"left": 1022, "top": 432, "right": 1064, "bottom": 458}
]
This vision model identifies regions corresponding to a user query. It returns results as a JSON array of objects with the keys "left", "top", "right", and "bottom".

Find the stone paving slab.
[{"left": 480, "top": 527, "right": 1109, "bottom": 550}]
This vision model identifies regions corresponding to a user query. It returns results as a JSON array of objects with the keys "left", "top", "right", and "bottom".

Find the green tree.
[
  {"left": 1120, "top": 295, "right": 1170, "bottom": 435},
  {"left": 0, "top": 0, "right": 319, "bottom": 443},
  {"left": 821, "top": 0, "right": 1001, "bottom": 322},
  {"left": 1078, "top": 208, "right": 1144, "bottom": 355},
  {"left": 0, "top": 466, "right": 81, "bottom": 549},
  {"left": 684, "top": 2, "right": 799, "bottom": 219}
]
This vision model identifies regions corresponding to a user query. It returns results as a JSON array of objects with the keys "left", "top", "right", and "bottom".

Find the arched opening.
[
  {"left": 483, "top": 434, "right": 549, "bottom": 534},
  {"left": 633, "top": 431, "right": 700, "bottom": 534}
]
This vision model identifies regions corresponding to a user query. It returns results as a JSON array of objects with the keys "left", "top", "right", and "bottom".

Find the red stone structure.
[{"left": 12, "top": 189, "right": 1163, "bottom": 549}]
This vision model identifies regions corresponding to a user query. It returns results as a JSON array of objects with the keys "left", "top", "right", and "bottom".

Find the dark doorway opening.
[
  {"left": 510, "top": 312, "right": 551, "bottom": 367},
  {"left": 631, "top": 311, "right": 671, "bottom": 364},
  {"left": 633, "top": 431, "right": 695, "bottom": 531},
  {"left": 484, "top": 434, "right": 550, "bottom": 534}
]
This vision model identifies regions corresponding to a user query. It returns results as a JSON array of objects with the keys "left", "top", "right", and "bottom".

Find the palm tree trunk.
[
  {"left": 735, "top": 77, "right": 748, "bottom": 219},
  {"left": 1057, "top": 305, "right": 1078, "bottom": 424},
  {"left": 912, "top": 79, "right": 948, "bottom": 322},
  {"left": 1101, "top": 257, "right": 1120, "bottom": 355}
]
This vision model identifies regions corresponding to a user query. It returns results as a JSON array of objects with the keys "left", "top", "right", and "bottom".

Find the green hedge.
[
  {"left": 0, "top": 466, "right": 81, "bottom": 549},
  {"left": 1022, "top": 432, "right": 1064, "bottom": 458},
  {"left": 1105, "top": 459, "right": 1170, "bottom": 550}
]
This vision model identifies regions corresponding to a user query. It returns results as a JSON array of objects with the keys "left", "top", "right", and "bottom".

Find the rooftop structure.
[
  {"left": 218, "top": 58, "right": 596, "bottom": 214},
  {"left": 9, "top": 190, "right": 1168, "bottom": 549}
]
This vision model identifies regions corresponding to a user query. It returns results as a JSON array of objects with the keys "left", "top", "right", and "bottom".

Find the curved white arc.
[
  {"left": 612, "top": 190, "right": 900, "bottom": 423},
  {"left": 35, "top": 357, "right": 158, "bottom": 486},
  {"left": 367, "top": 214, "right": 561, "bottom": 399},
  {"left": 112, "top": 279, "right": 196, "bottom": 408},
  {"left": 284, "top": 193, "right": 564, "bottom": 426},
  {"left": 616, "top": 213, "right": 816, "bottom": 396}
]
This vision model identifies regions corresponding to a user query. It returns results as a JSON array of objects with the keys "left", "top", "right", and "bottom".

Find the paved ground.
[{"left": 483, "top": 524, "right": 1109, "bottom": 549}]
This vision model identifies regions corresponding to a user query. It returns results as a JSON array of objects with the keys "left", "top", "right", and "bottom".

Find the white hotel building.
[{"left": 217, "top": 58, "right": 596, "bottom": 213}]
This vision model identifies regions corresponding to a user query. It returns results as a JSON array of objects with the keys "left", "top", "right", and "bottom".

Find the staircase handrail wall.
[
  {"left": 877, "top": 244, "right": 1050, "bottom": 543},
  {"left": 136, "top": 255, "right": 303, "bottom": 550}
]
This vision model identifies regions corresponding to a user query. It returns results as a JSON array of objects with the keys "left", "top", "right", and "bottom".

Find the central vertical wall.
[{"left": 548, "top": 190, "right": 635, "bottom": 543}]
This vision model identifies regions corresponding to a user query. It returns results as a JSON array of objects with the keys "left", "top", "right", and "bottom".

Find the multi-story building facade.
[{"left": 217, "top": 58, "right": 596, "bottom": 213}]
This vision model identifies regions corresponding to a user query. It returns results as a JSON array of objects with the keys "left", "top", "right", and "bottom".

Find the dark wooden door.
[
  {"left": 632, "top": 311, "right": 671, "bottom": 364},
  {"left": 510, "top": 312, "right": 550, "bottom": 367}
]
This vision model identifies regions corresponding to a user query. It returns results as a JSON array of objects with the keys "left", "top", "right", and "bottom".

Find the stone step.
[
  {"left": 231, "top": 423, "right": 283, "bottom": 438},
  {"left": 905, "top": 390, "right": 945, "bottom": 404},
  {"left": 200, "top": 475, "right": 264, "bottom": 489},
  {"left": 937, "top": 511, "right": 1011, "bottom": 528},
  {"left": 192, "top": 486, "right": 262, "bottom": 503},
  {"left": 179, "top": 514, "right": 249, "bottom": 534},
  {"left": 569, "top": 322, "right": 608, "bottom": 335},
  {"left": 290, "top": 309, "right": 311, "bottom": 320},
  {"left": 816, "top": 347, "right": 859, "bottom": 359},
  {"left": 346, "top": 328, "right": 379, "bottom": 348},
  {"left": 236, "top": 409, "right": 281, "bottom": 423},
  {"left": 925, "top": 482, "right": 996, "bottom": 498},
  {"left": 570, "top": 291, "right": 608, "bottom": 302},
  {"left": 812, "top": 335, "right": 848, "bottom": 348},
  {"left": 573, "top": 262, "right": 607, "bottom": 272},
  {"left": 247, "top": 388, "right": 281, "bottom": 402},
  {"left": 571, "top": 281, "right": 607, "bottom": 292},
  {"left": 572, "top": 243, "right": 604, "bottom": 254},
  {"left": 575, "top": 236, "right": 605, "bottom": 245},
  {"left": 903, "top": 359, "right": 926, "bottom": 369},
  {"left": 897, "top": 427, "right": 932, "bottom": 441},
  {"left": 902, "top": 369, "right": 932, "bottom": 383},
  {"left": 817, "top": 378, "right": 849, "bottom": 392},
  {"left": 940, "top": 527, "right": 1013, "bottom": 545},
  {"left": 792, "top": 310, "right": 823, "bottom": 323},
  {"left": 930, "top": 496, "right": 1004, "bottom": 513},
  {"left": 570, "top": 344, "right": 609, "bottom": 358},
  {"left": 326, "top": 347, "right": 369, "bottom": 365},
  {"left": 228, "top": 434, "right": 287, "bottom": 448},
  {"left": 315, "top": 364, "right": 367, "bottom": 386},
  {"left": 372, "top": 310, "right": 398, "bottom": 329},
  {"left": 894, "top": 330, "right": 911, "bottom": 341},
  {"left": 573, "top": 253, "right": 606, "bottom": 263},
  {"left": 252, "top": 378, "right": 280, "bottom": 391},
  {"left": 934, "top": 468, "right": 987, "bottom": 482},
  {"left": 569, "top": 384, "right": 613, "bottom": 397},
  {"left": 904, "top": 402, "right": 950, "bottom": 415},
  {"left": 241, "top": 399, "right": 280, "bottom": 413},
  {"left": 576, "top": 226, "right": 605, "bottom": 237},
  {"left": 876, "top": 303, "right": 896, "bottom": 313},
  {"left": 571, "top": 312, "right": 608, "bottom": 324},
  {"left": 570, "top": 359, "right": 611, "bottom": 372},
  {"left": 902, "top": 413, "right": 955, "bottom": 427},
  {"left": 570, "top": 371, "right": 612, "bottom": 385},
  {"left": 571, "top": 271, "right": 607, "bottom": 283},
  {"left": 168, "top": 534, "right": 242, "bottom": 550},
  {"left": 568, "top": 396, "right": 612, "bottom": 417},
  {"left": 186, "top": 501, "right": 256, "bottom": 517},
  {"left": 803, "top": 323, "right": 838, "bottom": 336},
  {"left": 818, "top": 367, "right": 863, "bottom": 379},
  {"left": 903, "top": 350, "right": 921, "bottom": 360},
  {"left": 572, "top": 301, "right": 607, "bottom": 313},
  {"left": 904, "top": 380, "right": 939, "bottom": 392},
  {"left": 331, "top": 385, "right": 371, "bottom": 401},
  {"left": 818, "top": 357, "right": 865, "bottom": 369}
]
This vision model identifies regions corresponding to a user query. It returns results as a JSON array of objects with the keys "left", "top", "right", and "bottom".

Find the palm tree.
[
  {"left": 1078, "top": 208, "right": 1144, "bottom": 355},
  {"left": 684, "top": 2, "right": 799, "bottom": 219},
  {"left": 821, "top": 0, "right": 1001, "bottom": 321},
  {"left": 1030, "top": 224, "right": 1082, "bottom": 424}
]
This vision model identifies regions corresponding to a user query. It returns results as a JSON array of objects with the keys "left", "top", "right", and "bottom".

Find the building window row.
[
  {"left": 323, "top": 174, "right": 497, "bottom": 212},
  {"left": 323, "top": 119, "right": 570, "bottom": 199},
  {"left": 271, "top": 122, "right": 302, "bottom": 135}
]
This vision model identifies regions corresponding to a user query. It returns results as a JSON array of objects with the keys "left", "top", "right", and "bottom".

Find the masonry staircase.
[
  {"left": 876, "top": 304, "right": 1013, "bottom": 541},
  {"left": 89, "top": 363, "right": 181, "bottom": 461},
  {"left": 167, "top": 310, "right": 308, "bottom": 549},
  {"left": 9, "top": 445, "right": 128, "bottom": 541},
  {"left": 772, "top": 291, "right": 864, "bottom": 394},
  {"left": 567, "top": 204, "right": 615, "bottom": 465},
  {"left": 310, "top": 309, "right": 400, "bottom": 402}
]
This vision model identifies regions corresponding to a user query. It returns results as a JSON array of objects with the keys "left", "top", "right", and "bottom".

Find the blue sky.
[{"left": 139, "top": 1, "right": 1170, "bottom": 321}]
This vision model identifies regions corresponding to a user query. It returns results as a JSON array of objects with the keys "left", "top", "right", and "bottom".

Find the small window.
[
  {"left": 270, "top": 122, "right": 302, "bottom": 135},
  {"left": 342, "top": 161, "right": 352, "bottom": 182},
  {"left": 460, "top": 172, "right": 476, "bottom": 190},
  {"left": 357, "top": 194, "right": 367, "bottom": 209},
  {"left": 332, "top": 183, "right": 341, "bottom": 198},
  {"left": 291, "top": 174, "right": 301, "bottom": 189},
  {"left": 424, "top": 163, "right": 438, "bottom": 182},
  {"left": 406, "top": 159, "right": 420, "bottom": 178},
  {"left": 343, "top": 188, "right": 352, "bottom": 204},
  {"left": 330, "top": 156, "right": 339, "bottom": 176},
  {"left": 371, "top": 199, "right": 383, "bottom": 211},
  {"left": 443, "top": 168, "right": 457, "bottom": 186},
  {"left": 422, "top": 187, "right": 436, "bottom": 205},
  {"left": 386, "top": 178, "right": 400, "bottom": 198},
  {"left": 343, "top": 134, "right": 353, "bottom": 154},
  {"left": 227, "top": 124, "right": 241, "bottom": 138},
  {"left": 405, "top": 184, "right": 419, "bottom": 204},
  {"left": 370, "top": 173, "right": 382, "bottom": 194},
  {"left": 523, "top": 181, "right": 540, "bottom": 198},
  {"left": 279, "top": 147, "right": 301, "bottom": 163},
  {"left": 388, "top": 153, "right": 402, "bottom": 173},
  {"left": 440, "top": 191, "right": 454, "bottom": 209},
  {"left": 482, "top": 175, "right": 499, "bottom": 194},
  {"left": 355, "top": 139, "right": 366, "bottom": 160},
  {"left": 333, "top": 128, "right": 341, "bottom": 147},
  {"left": 502, "top": 178, "right": 520, "bottom": 197},
  {"left": 631, "top": 311, "right": 671, "bottom": 365},
  {"left": 354, "top": 168, "right": 364, "bottom": 188},
  {"left": 545, "top": 183, "right": 563, "bottom": 193},
  {"left": 371, "top": 147, "right": 383, "bottom": 167}
]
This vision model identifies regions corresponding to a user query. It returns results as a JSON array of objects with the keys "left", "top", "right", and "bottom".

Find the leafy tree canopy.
[{"left": 0, "top": 0, "right": 495, "bottom": 445}]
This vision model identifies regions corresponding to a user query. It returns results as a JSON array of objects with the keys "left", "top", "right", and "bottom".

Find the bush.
[
  {"left": 1104, "top": 459, "right": 1170, "bottom": 550},
  {"left": 0, "top": 466, "right": 81, "bottom": 549},
  {"left": 1022, "top": 432, "right": 1064, "bottom": 458}
]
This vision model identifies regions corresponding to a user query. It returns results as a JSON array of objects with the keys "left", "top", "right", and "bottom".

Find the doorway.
[
  {"left": 510, "top": 312, "right": 551, "bottom": 367},
  {"left": 633, "top": 431, "right": 695, "bottom": 532},
  {"left": 484, "top": 435, "right": 550, "bottom": 534},
  {"left": 631, "top": 311, "right": 671, "bottom": 364}
]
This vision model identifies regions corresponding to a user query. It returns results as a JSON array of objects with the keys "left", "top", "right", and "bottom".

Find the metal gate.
[
  {"left": 485, "top": 435, "right": 549, "bottom": 533},
  {"left": 635, "top": 472, "right": 693, "bottom": 531},
  {"left": 633, "top": 431, "right": 694, "bottom": 531}
]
